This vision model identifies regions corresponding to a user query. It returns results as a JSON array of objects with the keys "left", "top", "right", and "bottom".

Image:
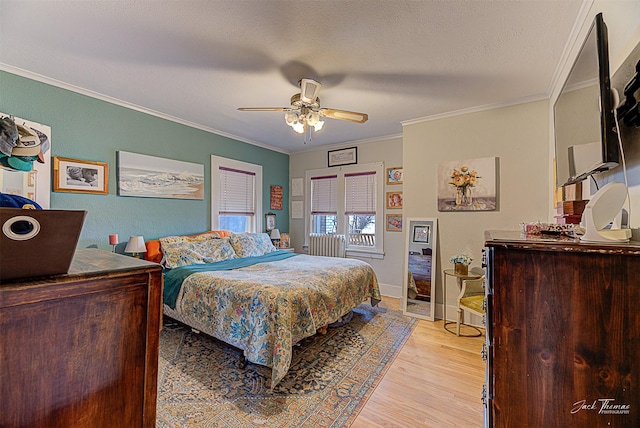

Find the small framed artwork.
[
  {"left": 386, "top": 167, "right": 403, "bottom": 185},
  {"left": 279, "top": 233, "right": 290, "bottom": 249},
  {"left": 53, "top": 156, "right": 108, "bottom": 194},
  {"left": 386, "top": 191, "right": 403, "bottom": 209},
  {"left": 328, "top": 147, "right": 357, "bottom": 167},
  {"left": 27, "top": 171, "right": 37, "bottom": 187},
  {"left": 265, "top": 213, "right": 276, "bottom": 231},
  {"left": 412, "top": 224, "right": 431, "bottom": 243},
  {"left": 386, "top": 214, "right": 403, "bottom": 231},
  {"left": 270, "top": 185, "right": 283, "bottom": 210}
]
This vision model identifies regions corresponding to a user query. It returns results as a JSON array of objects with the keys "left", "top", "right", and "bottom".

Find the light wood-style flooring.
[{"left": 352, "top": 296, "right": 486, "bottom": 428}]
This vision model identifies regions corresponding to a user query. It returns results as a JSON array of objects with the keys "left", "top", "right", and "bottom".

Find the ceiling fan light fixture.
[
  {"left": 306, "top": 110, "right": 320, "bottom": 126},
  {"left": 284, "top": 111, "right": 298, "bottom": 126},
  {"left": 314, "top": 120, "right": 325, "bottom": 132},
  {"left": 292, "top": 122, "right": 305, "bottom": 134}
]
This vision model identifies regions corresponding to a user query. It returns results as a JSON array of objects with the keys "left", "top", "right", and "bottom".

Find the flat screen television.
[{"left": 554, "top": 13, "right": 619, "bottom": 188}]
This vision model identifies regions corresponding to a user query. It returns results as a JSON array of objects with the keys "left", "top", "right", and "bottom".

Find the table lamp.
[
  {"left": 270, "top": 228, "right": 280, "bottom": 247},
  {"left": 124, "top": 235, "right": 147, "bottom": 258},
  {"left": 108, "top": 234, "right": 119, "bottom": 252}
]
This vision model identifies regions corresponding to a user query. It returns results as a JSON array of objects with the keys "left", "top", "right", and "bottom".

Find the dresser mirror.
[
  {"left": 402, "top": 217, "right": 437, "bottom": 321},
  {"left": 0, "top": 113, "right": 51, "bottom": 208}
]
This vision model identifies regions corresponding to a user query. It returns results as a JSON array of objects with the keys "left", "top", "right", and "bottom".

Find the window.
[
  {"left": 310, "top": 175, "right": 337, "bottom": 234},
  {"left": 211, "top": 155, "right": 262, "bottom": 233},
  {"left": 305, "top": 162, "right": 384, "bottom": 256}
]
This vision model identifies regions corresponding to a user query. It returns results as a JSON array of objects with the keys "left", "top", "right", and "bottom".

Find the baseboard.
[{"left": 378, "top": 282, "right": 402, "bottom": 299}]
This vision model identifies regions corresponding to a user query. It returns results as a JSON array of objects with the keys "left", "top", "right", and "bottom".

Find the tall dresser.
[
  {"left": 483, "top": 231, "right": 640, "bottom": 427},
  {"left": 0, "top": 249, "right": 163, "bottom": 428}
]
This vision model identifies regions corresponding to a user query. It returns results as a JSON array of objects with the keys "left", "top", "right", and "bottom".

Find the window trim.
[
  {"left": 304, "top": 161, "right": 384, "bottom": 256},
  {"left": 211, "top": 155, "right": 262, "bottom": 232}
]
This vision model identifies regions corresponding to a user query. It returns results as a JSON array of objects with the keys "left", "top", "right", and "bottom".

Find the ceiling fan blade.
[
  {"left": 237, "top": 107, "right": 290, "bottom": 112},
  {"left": 320, "top": 108, "right": 368, "bottom": 123}
]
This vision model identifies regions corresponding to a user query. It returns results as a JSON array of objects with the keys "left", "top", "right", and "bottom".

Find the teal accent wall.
[{"left": 1, "top": 71, "right": 289, "bottom": 249}]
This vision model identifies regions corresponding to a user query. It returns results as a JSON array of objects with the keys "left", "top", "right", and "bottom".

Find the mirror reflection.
[{"left": 403, "top": 218, "right": 437, "bottom": 321}]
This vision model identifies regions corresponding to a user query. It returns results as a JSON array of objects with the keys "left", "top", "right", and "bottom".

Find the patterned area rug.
[{"left": 156, "top": 303, "right": 417, "bottom": 427}]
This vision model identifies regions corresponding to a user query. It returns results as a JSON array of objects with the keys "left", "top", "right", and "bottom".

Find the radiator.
[{"left": 308, "top": 234, "right": 346, "bottom": 257}]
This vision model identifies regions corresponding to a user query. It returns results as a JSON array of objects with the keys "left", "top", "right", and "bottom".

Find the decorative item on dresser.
[
  {"left": 483, "top": 230, "right": 640, "bottom": 427},
  {"left": 0, "top": 249, "right": 163, "bottom": 428}
]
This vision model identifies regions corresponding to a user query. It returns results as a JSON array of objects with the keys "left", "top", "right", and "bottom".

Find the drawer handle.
[
  {"left": 482, "top": 384, "right": 487, "bottom": 405},
  {"left": 481, "top": 343, "right": 488, "bottom": 361}
]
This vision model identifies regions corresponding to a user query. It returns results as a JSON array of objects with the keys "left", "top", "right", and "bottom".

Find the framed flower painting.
[{"left": 437, "top": 156, "right": 497, "bottom": 211}]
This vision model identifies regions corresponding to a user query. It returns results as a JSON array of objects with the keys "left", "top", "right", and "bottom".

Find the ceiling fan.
[{"left": 238, "top": 78, "right": 368, "bottom": 136}]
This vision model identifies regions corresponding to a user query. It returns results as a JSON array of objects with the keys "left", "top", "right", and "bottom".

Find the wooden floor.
[{"left": 352, "top": 296, "right": 486, "bottom": 428}]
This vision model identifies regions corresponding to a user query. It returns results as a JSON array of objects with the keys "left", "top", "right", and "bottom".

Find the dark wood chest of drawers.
[
  {"left": 0, "top": 249, "right": 163, "bottom": 428},
  {"left": 484, "top": 231, "right": 640, "bottom": 427}
]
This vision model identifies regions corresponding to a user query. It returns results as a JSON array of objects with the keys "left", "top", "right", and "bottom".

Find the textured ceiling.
[{"left": 0, "top": 0, "right": 585, "bottom": 153}]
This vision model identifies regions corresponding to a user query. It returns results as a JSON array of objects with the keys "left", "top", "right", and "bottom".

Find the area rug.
[{"left": 156, "top": 303, "right": 417, "bottom": 427}]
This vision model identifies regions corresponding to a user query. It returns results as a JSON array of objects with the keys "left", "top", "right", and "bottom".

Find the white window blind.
[
  {"left": 218, "top": 166, "right": 255, "bottom": 215},
  {"left": 345, "top": 171, "right": 376, "bottom": 214},
  {"left": 310, "top": 175, "right": 337, "bottom": 214}
]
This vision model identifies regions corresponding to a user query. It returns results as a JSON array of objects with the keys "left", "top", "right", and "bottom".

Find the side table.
[{"left": 442, "top": 268, "right": 482, "bottom": 335}]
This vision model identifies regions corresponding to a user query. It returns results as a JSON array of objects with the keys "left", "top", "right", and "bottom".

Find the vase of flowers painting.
[{"left": 451, "top": 166, "right": 478, "bottom": 206}]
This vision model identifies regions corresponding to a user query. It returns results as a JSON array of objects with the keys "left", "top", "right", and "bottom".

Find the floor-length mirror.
[
  {"left": 0, "top": 113, "right": 51, "bottom": 208},
  {"left": 402, "top": 217, "right": 437, "bottom": 321}
]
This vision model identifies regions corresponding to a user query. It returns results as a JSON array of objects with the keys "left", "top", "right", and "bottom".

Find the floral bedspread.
[{"left": 172, "top": 254, "right": 381, "bottom": 387}]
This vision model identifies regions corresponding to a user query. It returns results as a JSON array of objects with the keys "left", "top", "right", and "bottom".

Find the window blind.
[
  {"left": 345, "top": 171, "right": 376, "bottom": 215},
  {"left": 218, "top": 166, "right": 255, "bottom": 215},
  {"left": 310, "top": 175, "right": 337, "bottom": 214}
]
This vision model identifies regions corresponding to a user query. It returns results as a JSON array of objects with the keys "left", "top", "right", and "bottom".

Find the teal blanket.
[{"left": 163, "top": 250, "right": 298, "bottom": 309}]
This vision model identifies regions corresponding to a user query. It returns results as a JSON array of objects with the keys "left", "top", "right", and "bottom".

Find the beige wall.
[
  {"left": 289, "top": 137, "right": 405, "bottom": 297},
  {"left": 403, "top": 100, "right": 550, "bottom": 319}
]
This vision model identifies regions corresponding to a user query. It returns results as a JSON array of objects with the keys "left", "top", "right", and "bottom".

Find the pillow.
[
  {"left": 229, "top": 233, "right": 277, "bottom": 258},
  {"left": 160, "top": 234, "right": 236, "bottom": 268},
  {"left": 144, "top": 230, "right": 232, "bottom": 264}
]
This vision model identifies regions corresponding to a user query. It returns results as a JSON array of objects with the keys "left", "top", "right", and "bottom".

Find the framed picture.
[
  {"left": 265, "top": 213, "right": 276, "bottom": 231},
  {"left": 386, "top": 214, "right": 403, "bottom": 231},
  {"left": 386, "top": 167, "right": 403, "bottom": 185},
  {"left": 279, "top": 233, "right": 290, "bottom": 249},
  {"left": 386, "top": 191, "right": 403, "bottom": 209},
  {"left": 412, "top": 224, "right": 431, "bottom": 244},
  {"left": 412, "top": 224, "right": 431, "bottom": 243},
  {"left": 117, "top": 151, "right": 204, "bottom": 200},
  {"left": 53, "top": 156, "right": 108, "bottom": 194},
  {"left": 270, "top": 185, "right": 283, "bottom": 210},
  {"left": 437, "top": 156, "right": 497, "bottom": 211},
  {"left": 328, "top": 147, "right": 357, "bottom": 167}
]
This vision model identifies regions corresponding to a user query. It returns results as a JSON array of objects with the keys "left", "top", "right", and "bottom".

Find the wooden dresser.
[
  {"left": 0, "top": 249, "right": 163, "bottom": 428},
  {"left": 483, "top": 231, "right": 640, "bottom": 428}
]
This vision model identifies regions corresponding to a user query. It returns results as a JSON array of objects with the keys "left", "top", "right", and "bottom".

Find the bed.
[{"left": 147, "top": 231, "right": 381, "bottom": 388}]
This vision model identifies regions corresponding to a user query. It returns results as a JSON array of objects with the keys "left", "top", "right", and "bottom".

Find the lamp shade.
[
  {"left": 124, "top": 235, "right": 147, "bottom": 254},
  {"left": 108, "top": 234, "right": 119, "bottom": 245},
  {"left": 270, "top": 229, "right": 280, "bottom": 240}
]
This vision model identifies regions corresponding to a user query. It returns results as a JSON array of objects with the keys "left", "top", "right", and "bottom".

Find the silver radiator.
[{"left": 308, "top": 234, "right": 346, "bottom": 257}]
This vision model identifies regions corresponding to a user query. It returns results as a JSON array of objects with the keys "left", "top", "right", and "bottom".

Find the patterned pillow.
[
  {"left": 229, "top": 233, "right": 277, "bottom": 258},
  {"left": 160, "top": 234, "right": 236, "bottom": 268}
]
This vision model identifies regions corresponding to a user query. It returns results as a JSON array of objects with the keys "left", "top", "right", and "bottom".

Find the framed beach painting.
[
  {"left": 437, "top": 156, "right": 497, "bottom": 211},
  {"left": 117, "top": 151, "right": 204, "bottom": 199}
]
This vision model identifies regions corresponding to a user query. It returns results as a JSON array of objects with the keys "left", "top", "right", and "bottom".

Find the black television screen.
[{"left": 554, "top": 13, "right": 619, "bottom": 188}]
